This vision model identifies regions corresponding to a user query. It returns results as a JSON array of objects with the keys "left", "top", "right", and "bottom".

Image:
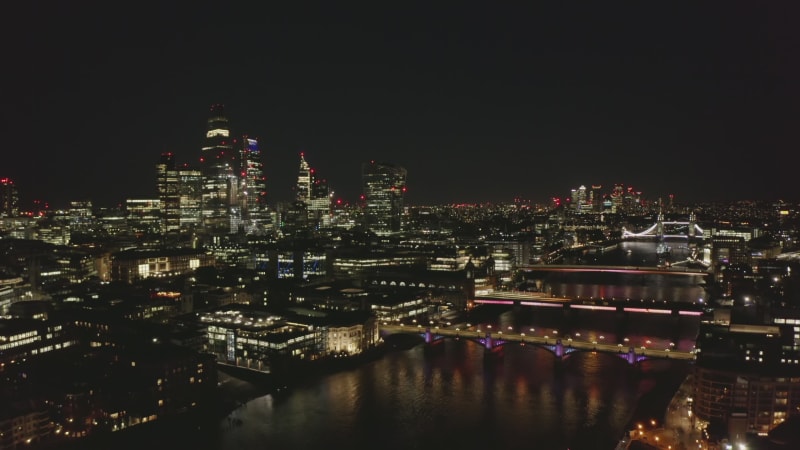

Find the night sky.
[{"left": 3, "top": 2, "right": 799, "bottom": 209}]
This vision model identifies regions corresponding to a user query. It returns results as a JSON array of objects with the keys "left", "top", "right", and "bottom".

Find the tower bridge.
[{"left": 621, "top": 211, "right": 703, "bottom": 240}]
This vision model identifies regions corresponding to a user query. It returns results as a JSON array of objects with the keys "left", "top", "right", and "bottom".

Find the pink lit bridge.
[
  {"left": 379, "top": 323, "right": 695, "bottom": 364},
  {"left": 517, "top": 264, "right": 709, "bottom": 276},
  {"left": 470, "top": 291, "right": 707, "bottom": 317}
]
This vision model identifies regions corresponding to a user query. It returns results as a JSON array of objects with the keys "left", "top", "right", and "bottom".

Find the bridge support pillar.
[
  {"left": 555, "top": 339, "right": 565, "bottom": 359},
  {"left": 626, "top": 347, "right": 637, "bottom": 365},
  {"left": 423, "top": 327, "right": 444, "bottom": 354},
  {"left": 483, "top": 332, "right": 503, "bottom": 362}
]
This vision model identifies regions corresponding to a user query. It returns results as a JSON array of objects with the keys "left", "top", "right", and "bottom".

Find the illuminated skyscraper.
[
  {"left": 292, "top": 153, "right": 330, "bottom": 230},
  {"left": 0, "top": 178, "right": 19, "bottom": 217},
  {"left": 177, "top": 165, "right": 203, "bottom": 232},
  {"left": 295, "top": 153, "right": 312, "bottom": 203},
  {"left": 157, "top": 153, "right": 202, "bottom": 236},
  {"left": 362, "top": 161, "right": 407, "bottom": 235},
  {"left": 157, "top": 152, "right": 181, "bottom": 234},
  {"left": 239, "top": 136, "right": 269, "bottom": 234},
  {"left": 200, "top": 104, "right": 238, "bottom": 235},
  {"left": 309, "top": 169, "right": 331, "bottom": 229}
]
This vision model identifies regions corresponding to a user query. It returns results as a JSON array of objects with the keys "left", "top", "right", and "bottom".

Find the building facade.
[
  {"left": 200, "top": 104, "right": 238, "bottom": 235},
  {"left": 362, "top": 161, "right": 407, "bottom": 235}
]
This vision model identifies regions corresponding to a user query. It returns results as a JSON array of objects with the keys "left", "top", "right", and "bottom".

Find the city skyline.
[{"left": 3, "top": 2, "right": 799, "bottom": 209}]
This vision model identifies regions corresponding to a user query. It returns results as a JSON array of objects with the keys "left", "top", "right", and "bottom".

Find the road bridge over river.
[{"left": 379, "top": 323, "right": 695, "bottom": 365}]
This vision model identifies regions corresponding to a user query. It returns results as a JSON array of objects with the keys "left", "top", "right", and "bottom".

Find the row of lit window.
[
  {"left": 774, "top": 318, "right": 800, "bottom": 325},
  {"left": 0, "top": 330, "right": 39, "bottom": 343},
  {"left": 26, "top": 340, "right": 73, "bottom": 354}
]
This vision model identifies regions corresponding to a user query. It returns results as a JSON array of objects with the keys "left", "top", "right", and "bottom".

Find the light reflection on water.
[{"left": 215, "top": 341, "right": 687, "bottom": 450}]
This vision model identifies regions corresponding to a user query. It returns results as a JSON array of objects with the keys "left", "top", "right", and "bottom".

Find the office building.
[
  {"left": 295, "top": 153, "right": 312, "bottom": 204},
  {"left": 156, "top": 152, "right": 181, "bottom": 234},
  {"left": 0, "top": 177, "right": 19, "bottom": 218},
  {"left": 239, "top": 136, "right": 269, "bottom": 234},
  {"left": 200, "top": 104, "right": 238, "bottom": 235},
  {"left": 693, "top": 322, "right": 800, "bottom": 438},
  {"left": 362, "top": 161, "right": 407, "bottom": 235},
  {"left": 292, "top": 153, "right": 331, "bottom": 231}
]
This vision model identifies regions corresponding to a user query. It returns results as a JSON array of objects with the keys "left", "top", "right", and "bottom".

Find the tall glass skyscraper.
[
  {"left": 156, "top": 153, "right": 181, "bottom": 234},
  {"left": 200, "top": 104, "right": 238, "bottom": 234},
  {"left": 239, "top": 136, "right": 269, "bottom": 234},
  {"left": 291, "top": 153, "right": 331, "bottom": 231},
  {"left": 156, "top": 153, "right": 202, "bottom": 236},
  {"left": 361, "top": 161, "right": 407, "bottom": 235},
  {"left": 295, "top": 153, "right": 312, "bottom": 203}
]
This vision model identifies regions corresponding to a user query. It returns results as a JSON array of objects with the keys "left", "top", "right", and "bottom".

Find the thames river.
[{"left": 102, "top": 238, "right": 705, "bottom": 450}]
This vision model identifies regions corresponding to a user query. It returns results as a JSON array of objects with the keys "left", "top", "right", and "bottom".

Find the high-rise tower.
[
  {"left": 308, "top": 168, "right": 331, "bottom": 229},
  {"left": 591, "top": 185, "right": 603, "bottom": 213},
  {"left": 239, "top": 136, "right": 269, "bottom": 234},
  {"left": 0, "top": 178, "right": 19, "bottom": 218},
  {"left": 200, "top": 104, "right": 238, "bottom": 234},
  {"left": 157, "top": 153, "right": 202, "bottom": 236},
  {"left": 295, "top": 153, "right": 312, "bottom": 203},
  {"left": 362, "top": 161, "right": 407, "bottom": 235},
  {"left": 157, "top": 153, "right": 181, "bottom": 234},
  {"left": 291, "top": 153, "right": 331, "bottom": 230}
]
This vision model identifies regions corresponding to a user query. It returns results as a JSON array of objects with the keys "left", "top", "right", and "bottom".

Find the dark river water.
[{"left": 96, "top": 238, "right": 705, "bottom": 450}]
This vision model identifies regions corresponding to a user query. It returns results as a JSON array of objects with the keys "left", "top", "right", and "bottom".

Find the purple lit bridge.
[{"left": 379, "top": 323, "right": 695, "bottom": 364}]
